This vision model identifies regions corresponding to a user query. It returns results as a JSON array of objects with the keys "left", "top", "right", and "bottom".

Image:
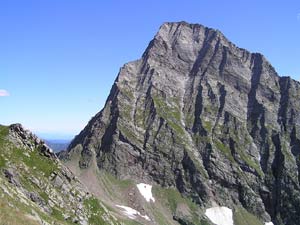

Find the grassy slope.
[{"left": 0, "top": 125, "right": 119, "bottom": 225}]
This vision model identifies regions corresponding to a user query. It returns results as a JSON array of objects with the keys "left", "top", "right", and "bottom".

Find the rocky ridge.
[
  {"left": 0, "top": 124, "right": 120, "bottom": 225},
  {"left": 62, "top": 22, "right": 300, "bottom": 225}
]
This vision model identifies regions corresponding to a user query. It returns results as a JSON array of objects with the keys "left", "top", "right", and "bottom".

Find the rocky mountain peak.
[
  {"left": 145, "top": 21, "right": 249, "bottom": 69},
  {"left": 62, "top": 22, "right": 300, "bottom": 225}
]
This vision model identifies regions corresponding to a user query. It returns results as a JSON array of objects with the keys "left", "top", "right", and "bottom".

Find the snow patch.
[
  {"left": 136, "top": 183, "right": 155, "bottom": 202},
  {"left": 116, "top": 205, "right": 150, "bottom": 221},
  {"left": 205, "top": 206, "right": 233, "bottom": 225},
  {"left": 265, "top": 222, "right": 274, "bottom": 225}
]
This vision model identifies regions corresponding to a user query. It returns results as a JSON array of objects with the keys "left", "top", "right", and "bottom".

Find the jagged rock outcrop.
[
  {"left": 0, "top": 124, "right": 120, "bottom": 225},
  {"left": 62, "top": 21, "right": 300, "bottom": 225}
]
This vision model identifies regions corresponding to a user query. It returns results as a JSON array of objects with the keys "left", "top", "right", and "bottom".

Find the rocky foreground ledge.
[{"left": 0, "top": 124, "right": 120, "bottom": 225}]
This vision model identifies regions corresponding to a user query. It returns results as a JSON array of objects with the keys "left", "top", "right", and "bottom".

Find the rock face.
[{"left": 63, "top": 22, "right": 300, "bottom": 225}]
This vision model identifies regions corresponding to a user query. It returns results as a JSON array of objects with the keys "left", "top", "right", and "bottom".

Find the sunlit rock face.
[
  {"left": 63, "top": 21, "right": 300, "bottom": 225},
  {"left": 0, "top": 124, "right": 120, "bottom": 225}
]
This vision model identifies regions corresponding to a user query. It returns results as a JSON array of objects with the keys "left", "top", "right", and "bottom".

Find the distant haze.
[
  {"left": 37, "top": 132, "right": 75, "bottom": 140},
  {"left": 44, "top": 139, "right": 71, "bottom": 152}
]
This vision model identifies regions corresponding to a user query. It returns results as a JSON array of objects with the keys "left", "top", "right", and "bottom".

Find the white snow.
[
  {"left": 116, "top": 205, "right": 150, "bottom": 221},
  {"left": 205, "top": 206, "right": 234, "bottom": 225},
  {"left": 265, "top": 222, "right": 274, "bottom": 225},
  {"left": 136, "top": 183, "right": 155, "bottom": 202}
]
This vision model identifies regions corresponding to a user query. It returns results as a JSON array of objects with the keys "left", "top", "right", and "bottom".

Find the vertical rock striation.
[{"left": 62, "top": 22, "right": 300, "bottom": 225}]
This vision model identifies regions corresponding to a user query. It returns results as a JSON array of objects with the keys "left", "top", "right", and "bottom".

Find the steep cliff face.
[{"left": 63, "top": 22, "right": 300, "bottom": 225}]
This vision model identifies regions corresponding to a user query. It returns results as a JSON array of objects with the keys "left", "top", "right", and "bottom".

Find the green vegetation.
[
  {"left": 39, "top": 191, "right": 49, "bottom": 203},
  {"left": 98, "top": 171, "right": 134, "bottom": 201},
  {"left": 0, "top": 125, "right": 58, "bottom": 178},
  {"left": 152, "top": 95, "right": 185, "bottom": 136},
  {"left": 281, "top": 138, "right": 294, "bottom": 162},
  {"left": 120, "top": 103, "right": 133, "bottom": 120},
  {"left": 153, "top": 186, "right": 205, "bottom": 225},
  {"left": 0, "top": 127, "right": 70, "bottom": 224},
  {"left": 0, "top": 195, "right": 40, "bottom": 225},
  {"left": 121, "top": 88, "right": 134, "bottom": 100},
  {"left": 0, "top": 126, "right": 9, "bottom": 169},
  {"left": 199, "top": 219, "right": 212, "bottom": 225},
  {"left": 104, "top": 172, "right": 134, "bottom": 189},
  {"left": 0, "top": 154, "right": 5, "bottom": 168},
  {"left": 214, "top": 139, "right": 234, "bottom": 162},
  {"left": 0, "top": 125, "right": 9, "bottom": 138},
  {"left": 118, "top": 124, "right": 141, "bottom": 144},
  {"left": 203, "top": 121, "right": 213, "bottom": 132},
  {"left": 155, "top": 187, "right": 183, "bottom": 213},
  {"left": 51, "top": 207, "right": 65, "bottom": 221},
  {"left": 0, "top": 177, "right": 72, "bottom": 225},
  {"left": 167, "top": 120, "right": 186, "bottom": 137},
  {"left": 24, "top": 149, "right": 58, "bottom": 177},
  {"left": 192, "top": 134, "right": 210, "bottom": 146},
  {"left": 214, "top": 135, "right": 264, "bottom": 177},
  {"left": 235, "top": 147, "right": 264, "bottom": 177},
  {"left": 2, "top": 145, "right": 58, "bottom": 178},
  {"left": 0, "top": 125, "right": 122, "bottom": 225},
  {"left": 84, "top": 197, "right": 107, "bottom": 225},
  {"left": 152, "top": 209, "right": 171, "bottom": 225},
  {"left": 185, "top": 113, "right": 195, "bottom": 128},
  {"left": 123, "top": 220, "right": 144, "bottom": 225},
  {"left": 204, "top": 105, "right": 219, "bottom": 115},
  {"left": 233, "top": 207, "right": 264, "bottom": 225}
]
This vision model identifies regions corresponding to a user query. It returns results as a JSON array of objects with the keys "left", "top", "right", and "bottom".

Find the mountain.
[
  {"left": 60, "top": 22, "right": 300, "bottom": 225},
  {"left": 0, "top": 124, "right": 120, "bottom": 225}
]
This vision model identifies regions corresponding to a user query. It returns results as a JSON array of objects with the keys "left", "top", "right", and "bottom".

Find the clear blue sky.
[{"left": 1, "top": 0, "right": 300, "bottom": 139}]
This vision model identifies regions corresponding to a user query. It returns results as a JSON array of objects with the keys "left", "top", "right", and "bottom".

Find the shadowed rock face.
[{"left": 63, "top": 22, "right": 300, "bottom": 225}]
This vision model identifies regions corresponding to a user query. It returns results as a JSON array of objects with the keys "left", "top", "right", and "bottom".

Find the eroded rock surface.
[{"left": 62, "top": 22, "right": 300, "bottom": 225}]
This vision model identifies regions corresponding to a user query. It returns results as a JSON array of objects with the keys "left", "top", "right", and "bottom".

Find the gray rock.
[
  {"left": 63, "top": 22, "right": 300, "bottom": 225},
  {"left": 53, "top": 175, "right": 64, "bottom": 187},
  {"left": 3, "top": 168, "right": 21, "bottom": 187},
  {"left": 8, "top": 123, "right": 57, "bottom": 159},
  {"left": 26, "top": 191, "right": 52, "bottom": 214}
]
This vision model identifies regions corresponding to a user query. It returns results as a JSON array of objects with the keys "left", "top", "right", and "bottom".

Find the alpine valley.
[{"left": 2, "top": 22, "right": 300, "bottom": 225}]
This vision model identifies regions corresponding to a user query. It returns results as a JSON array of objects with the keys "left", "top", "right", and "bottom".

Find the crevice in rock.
[
  {"left": 278, "top": 77, "right": 291, "bottom": 132},
  {"left": 181, "top": 150, "right": 208, "bottom": 205},
  {"left": 174, "top": 168, "right": 185, "bottom": 193},
  {"left": 270, "top": 133, "right": 284, "bottom": 221},
  {"left": 212, "top": 83, "right": 227, "bottom": 137},
  {"left": 153, "top": 117, "right": 165, "bottom": 143},
  {"left": 95, "top": 96, "right": 120, "bottom": 171},
  {"left": 290, "top": 126, "right": 300, "bottom": 185},
  {"left": 207, "top": 81, "right": 217, "bottom": 103},
  {"left": 143, "top": 85, "right": 157, "bottom": 149},
  {"left": 189, "top": 32, "right": 219, "bottom": 77},
  {"left": 99, "top": 111, "right": 119, "bottom": 154},
  {"left": 192, "top": 83, "right": 206, "bottom": 136},
  {"left": 247, "top": 53, "right": 264, "bottom": 136},
  {"left": 219, "top": 46, "right": 228, "bottom": 78},
  {"left": 202, "top": 143, "right": 213, "bottom": 178},
  {"left": 246, "top": 53, "right": 269, "bottom": 174}
]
